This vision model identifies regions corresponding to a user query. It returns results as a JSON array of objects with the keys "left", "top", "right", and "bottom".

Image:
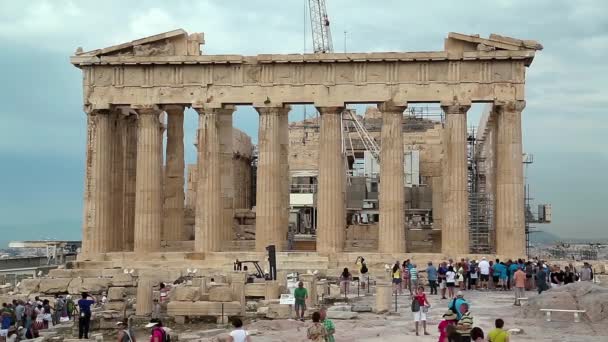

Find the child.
[{"left": 228, "top": 317, "right": 251, "bottom": 342}]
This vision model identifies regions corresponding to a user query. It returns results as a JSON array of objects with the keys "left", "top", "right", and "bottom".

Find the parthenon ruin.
[{"left": 70, "top": 29, "right": 542, "bottom": 268}]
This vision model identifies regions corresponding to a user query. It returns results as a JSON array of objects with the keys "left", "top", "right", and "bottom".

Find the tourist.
[
  {"left": 159, "top": 283, "right": 170, "bottom": 303},
  {"left": 152, "top": 299, "right": 161, "bottom": 320},
  {"left": 470, "top": 327, "right": 484, "bottom": 342},
  {"left": 23, "top": 302, "right": 33, "bottom": 330},
  {"left": 563, "top": 266, "right": 575, "bottom": 285},
  {"left": 228, "top": 317, "right": 251, "bottom": 342},
  {"left": 42, "top": 299, "right": 52, "bottom": 328},
  {"left": 427, "top": 262, "right": 438, "bottom": 295},
  {"left": 146, "top": 319, "right": 166, "bottom": 342},
  {"left": 14, "top": 301, "right": 24, "bottom": 329},
  {"left": 54, "top": 295, "right": 66, "bottom": 324},
  {"left": 524, "top": 261, "right": 535, "bottom": 290},
  {"left": 580, "top": 262, "right": 593, "bottom": 282},
  {"left": 535, "top": 265, "right": 549, "bottom": 294},
  {"left": 78, "top": 292, "right": 95, "bottom": 339},
  {"left": 402, "top": 260, "right": 412, "bottom": 295},
  {"left": 493, "top": 260, "right": 505, "bottom": 291},
  {"left": 306, "top": 312, "right": 327, "bottom": 342},
  {"left": 469, "top": 262, "right": 478, "bottom": 290},
  {"left": 488, "top": 260, "right": 495, "bottom": 290},
  {"left": 478, "top": 257, "right": 490, "bottom": 290},
  {"left": 412, "top": 286, "right": 430, "bottom": 336},
  {"left": 507, "top": 260, "right": 518, "bottom": 290},
  {"left": 446, "top": 325, "right": 462, "bottom": 342},
  {"left": 65, "top": 295, "right": 76, "bottom": 321},
  {"left": 410, "top": 264, "right": 419, "bottom": 291},
  {"left": 460, "top": 259, "right": 469, "bottom": 290},
  {"left": 457, "top": 264, "right": 465, "bottom": 291},
  {"left": 456, "top": 303, "right": 473, "bottom": 342},
  {"left": 6, "top": 327, "right": 17, "bottom": 342},
  {"left": 550, "top": 265, "right": 563, "bottom": 287},
  {"left": 319, "top": 307, "right": 335, "bottom": 342},
  {"left": 391, "top": 262, "right": 402, "bottom": 295},
  {"left": 438, "top": 310, "right": 458, "bottom": 342},
  {"left": 438, "top": 262, "right": 448, "bottom": 299},
  {"left": 513, "top": 265, "right": 526, "bottom": 306},
  {"left": 445, "top": 266, "right": 457, "bottom": 299},
  {"left": 487, "top": 318, "right": 510, "bottom": 342},
  {"left": 339, "top": 268, "right": 352, "bottom": 295},
  {"left": 448, "top": 291, "right": 468, "bottom": 320},
  {"left": 294, "top": 281, "right": 308, "bottom": 322},
  {"left": 358, "top": 257, "right": 369, "bottom": 288},
  {"left": 1, "top": 303, "right": 11, "bottom": 330},
  {"left": 116, "top": 321, "right": 135, "bottom": 342}
]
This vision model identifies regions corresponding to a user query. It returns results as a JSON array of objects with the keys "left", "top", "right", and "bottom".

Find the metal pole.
[
  {"left": 394, "top": 291, "right": 398, "bottom": 312},
  {"left": 221, "top": 302, "right": 224, "bottom": 325},
  {"left": 367, "top": 275, "right": 370, "bottom": 294},
  {"left": 357, "top": 278, "right": 360, "bottom": 297}
]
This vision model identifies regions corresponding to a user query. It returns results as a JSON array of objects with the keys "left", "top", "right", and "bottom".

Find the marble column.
[
  {"left": 219, "top": 109, "right": 236, "bottom": 244},
  {"left": 441, "top": 103, "right": 470, "bottom": 255},
  {"left": 279, "top": 111, "right": 290, "bottom": 243},
  {"left": 135, "top": 278, "right": 153, "bottom": 315},
  {"left": 255, "top": 106, "right": 290, "bottom": 252},
  {"left": 133, "top": 107, "right": 163, "bottom": 254},
  {"left": 495, "top": 101, "right": 526, "bottom": 257},
  {"left": 378, "top": 103, "right": 406, "bottom": 253},
  {"left": 121, "top": 115, "right": 138, "bottom": 251},
  {"left": 82, "top": 109, "right": 113, "bottom": 255},
  {"left": 110, "top": 111, "right": 125, "bottom": 251},
  {"left": 163, "top": 106, "right": 186, "bottom": 241},
  {"left": 194, "top": 107, "right": 222, "bottom": 252},
  {"left": 316, "top": 107, "right": 346, "bottom": 254}
]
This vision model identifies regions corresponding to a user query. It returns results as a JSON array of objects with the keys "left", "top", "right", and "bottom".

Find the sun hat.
[
  {"left": 144, "top": 322, "right": 158, "bottom": 328},
  {"left": 442, "top": 310, "right": 457, "bottom": 320}
]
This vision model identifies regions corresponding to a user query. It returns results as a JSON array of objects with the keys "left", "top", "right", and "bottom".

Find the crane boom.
[{"left": 308, "top": 0, "right": 333, "bottom": 53}]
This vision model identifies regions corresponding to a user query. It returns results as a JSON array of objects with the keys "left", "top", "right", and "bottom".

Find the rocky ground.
[{"left": 126, "top": 285, "right": 606, "bottom": 342}]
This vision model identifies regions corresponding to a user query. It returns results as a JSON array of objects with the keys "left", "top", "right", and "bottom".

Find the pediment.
[{"left": 74, "top": 29, "right": 204, "bottom": 57}]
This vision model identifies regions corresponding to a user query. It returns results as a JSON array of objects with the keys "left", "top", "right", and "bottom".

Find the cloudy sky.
[{"left": 0, "top": 0, "right": 606, "bottom": 247}]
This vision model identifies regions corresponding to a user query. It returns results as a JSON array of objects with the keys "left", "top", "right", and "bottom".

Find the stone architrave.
[
  {"left": 441, "top": 102, "right": 470, "bottom": 255},
  {"left": 133, "top": 106, "right": 164, "bottom": 254},
  {"left": 163, "top": 105, "right": 186, "bottom": 241},
  {"left": 495, "top": 101, "right": 526, "bottom": 257},
  {"left": 82, "top": 109, "right": 113, "bottom": 255},
  {"left": 378, "top": 103, "right": 407, "bottom": 253},
  {"left": 316, "top": 107, "right": 346, "bottom": 254},
  {"left": 254, "top": 106, "right": 291, "bottom": 252}
]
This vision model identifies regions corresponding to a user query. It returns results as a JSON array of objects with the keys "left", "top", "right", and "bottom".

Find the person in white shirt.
[
  {"left": 445, "top": 266, "right": 457, "bottom": 299},
  {"left": 228, "top": 318, "right": 251, "bottom": 342},
  {"left": 478, "top": 257, "right": 491, "bottom": 290}
]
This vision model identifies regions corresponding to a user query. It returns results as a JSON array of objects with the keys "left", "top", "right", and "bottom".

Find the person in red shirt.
[
  {"left": 413, "top": 286, "right": 431, "bottom": 336},
  {"left": 438, "top": 310, "right": 458, "bottom": 342}
]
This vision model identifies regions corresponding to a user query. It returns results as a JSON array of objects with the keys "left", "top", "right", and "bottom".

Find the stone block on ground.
[
  {"left": 18, "top": 279, "right": 41, "bottom": 294},
  {"left": 326, "top": 311, "right": 358, "bottom": 319},
  {"left": 351, "top": 304, "right": 372, "bottom": 312},
  {"left": 39, "top": 278, "right": 71, "bottom": 294},
  {"left": 104, "top": 301, "right": 126, "bottom": 311},
  {"left": 107, "top": 287, "right": 125, "bottom": 301},
  {"left": 172, "top": 286, "right": 200, "bottom": 301},
  {"left": 166, "top": 301, "right": 242, "bottom": 317},
  {"left": 266, "top": 304, "right": 292, "bottom": 319},
  {"left": 111, "top": 274, "right": 136, "bottom": 287},
  {"left": 208, "top": 286, "right": 233, "bottom": 302},
  {"left": 68, "top": 278, "right": 111, "bottom": 295},
  {"left": 328, "top": 305, "right": 351, "bottom": 312}
]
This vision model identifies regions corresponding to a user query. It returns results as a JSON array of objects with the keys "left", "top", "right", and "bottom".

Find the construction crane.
[{"left": 308, "top": 0, "right": 333, "bottom": 53}]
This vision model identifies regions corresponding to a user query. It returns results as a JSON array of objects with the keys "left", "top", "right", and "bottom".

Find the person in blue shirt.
[
  {"left": 493, "top": 260, "right": 507, "bottom": 291},
  {"left": 426, "top": 262, "right": 438, "bottom": 295},
  {"left": 508, "top": 260, "right": 520, "bottom": 290},
  {"left": 448, "top": 291, "right": 468, "bottom": 320},
  {"left": 78, "top": 292, "right": 95, "bottom": 339}
]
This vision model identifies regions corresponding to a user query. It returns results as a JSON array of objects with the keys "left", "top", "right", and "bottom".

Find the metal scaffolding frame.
[{"left": 468, "top": 126, "right": 494, "bottom": 254}]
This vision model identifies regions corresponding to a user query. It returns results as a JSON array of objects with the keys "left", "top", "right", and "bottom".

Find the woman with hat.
[{"left": 438, "top": 310, "right": 458, "bottom": 342}]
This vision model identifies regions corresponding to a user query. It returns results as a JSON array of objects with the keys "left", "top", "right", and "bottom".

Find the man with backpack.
[
  {"left": 448, "top": 291, "right": 468, "bottom": 320},
  {"left": 117, "top": 321, "right": 135, "bottom": 342},
  {"left": 146, "top": 319, "right": 170, "bottom": 342}
]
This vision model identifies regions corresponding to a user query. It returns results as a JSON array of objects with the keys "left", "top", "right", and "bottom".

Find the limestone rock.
[
  {"left": 508, "top": 328, "right": 524, "bottom": 335},
  {"left": 107, "top": 287, "right": 125, "bottom": 301},
  {"left": 172, "top": 286, "right": 200, "bottom": 301},
  {"left": 111, "top": 274, "right": 136, "bottom": 287},
  {"left": 328, "top": 305, "right": 351, "bottom": 312},
  {"left": 257, "top": 306, "right": 269, "bottom": 315},
  {"left": 104, "top": 301, "right": 126, "bottom": 311},
  {"left": 47, "top": 269, "right": 75, "bottom": 278},
  {"left": 18, "top": 279, "right": 41, "bottom": 294},
  {"left": 208, "top": 286, "right": 232, "bottom": 302},
  {"left": 68, "top": 278, "right": 111, "bottom": 295},
  {"left": 39, "top": 278, "right": 71, "bottom": 294},
  {"left": 266, "top": 304, "right": 292, "bottom": 319},
  {"left": 326, "top": 311, "right": 358, "bottom": 320},
  {"left": 351, "top": 304, "right": 372, "bottom": 312},
  {"left": 246, "top": 301, "right": 258, "bottom": 312}
]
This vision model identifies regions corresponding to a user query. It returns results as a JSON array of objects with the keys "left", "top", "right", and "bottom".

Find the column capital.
[
  {"left": 255, "top": 105, "right": 291, "bottom": 116},
  {"left": 378, "top": 101, "right": 407, "bottom": 113},
  {"left": 132, "top": 104, "right": 162, "bottom": 116},
  {"left": 193, "top": 104, "right": 236, "bottom": 115},
  {"left": 315, "top": 106, "right": 344, "bottom": 115},
  {"left": 494, "top": 100, "right": 526, "bottom": 113},
  {"left": 440, "top": 102, "right": 471, "bottom": 114},
  {"left": 161, "top": 104, "right": 186, "bottom": 113}
]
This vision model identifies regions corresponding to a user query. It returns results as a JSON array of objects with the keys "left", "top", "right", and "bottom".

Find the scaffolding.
[{"left": 468, "top": 126, "right": 494, "bottom": 254}]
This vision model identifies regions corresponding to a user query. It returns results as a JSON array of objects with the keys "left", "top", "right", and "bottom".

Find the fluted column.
[
  {"left": 316, "top": 107, "right": 346, "bottom": 254},
  {"left": 110, "top": 111, "right": 125, "bottom": 251},
  {"left": 163, "top": 106, "right": 186, "bottom": 241},
  {"left": 378, "top": 103, "right": 406, "bottom": 253},
  {"left": 82, "top": 109, "right": 113, "bottom": 255},
  {"left": 194, "top": 107, "right": 222, "bottom": 252},
  {"left": 441, "top": 103, "right": 470, "bottom": 255},
  {"left": 495, "top": 101, "right": 526, "bottom": 257},
  {"left": 255, "top": 106, "right": 290, "bottom": 252},
  {"left": 121, "top": 115, "right": 138, "bottom": 251},
  {"left": 279, "top": 111, "right": 290, "bottom": 243},
  {"left": 133, "top": 107, "right": 163, "bottom": 254},
  {"left": 219, "top": 108, "right": 236, "bottom": 243}
]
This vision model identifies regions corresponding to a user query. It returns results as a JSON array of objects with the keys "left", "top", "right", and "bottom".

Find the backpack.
[
  {"left": 411, "top": 298, "right": 420, "bottom": 312},
  {"left": 448, "top": 299, "right": 460, "bottom": 315},
  {"left": 154, "top": 327, "right": 170, "bottom": 342}
]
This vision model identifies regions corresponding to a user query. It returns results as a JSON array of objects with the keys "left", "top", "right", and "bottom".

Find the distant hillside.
[{"left": 530, "top": 230, "right": 561, "bottom": 244}]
